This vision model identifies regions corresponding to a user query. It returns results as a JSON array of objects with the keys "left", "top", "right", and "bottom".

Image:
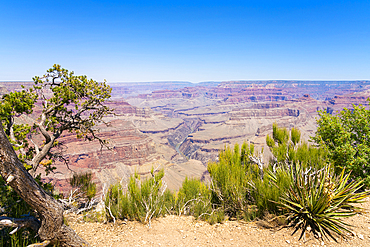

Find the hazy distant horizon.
[{"left": 2, "top": 80, "right": 370, "bottom": 85}]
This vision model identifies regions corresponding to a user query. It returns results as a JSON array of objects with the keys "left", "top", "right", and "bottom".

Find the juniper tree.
[
  {"left": 0, "top": 64, "right": 113, "bottom": 246},
  {"left": 313, "top": 101, "right": 370, "bottom": 186}
]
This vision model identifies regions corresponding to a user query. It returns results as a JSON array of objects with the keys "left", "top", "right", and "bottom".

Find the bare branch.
[
  {"left": 38, "top": 113, "right": 51, "bottom": 143},
  {"left": 30, "top": 138, "right": 40, "bottom": 155},
  {"left": 27, "top": 240, "right": 51, "bottom": 247},
  {"left": 0, "top": 216, "right": 40, "bottom": 234}
]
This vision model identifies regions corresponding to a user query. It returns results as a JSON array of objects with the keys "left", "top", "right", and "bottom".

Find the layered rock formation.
[
  {"left": 327, "top": 90, "right": 370, "bottom": 114},
  {"left": 124, "top": 81, "right": 365, "bottom": 167},
  {"left": 2, "top": 80, "right": 370, "bottom": 195},
  {"left": 0, "top": 85, "right": 8, "bottom": 96}
]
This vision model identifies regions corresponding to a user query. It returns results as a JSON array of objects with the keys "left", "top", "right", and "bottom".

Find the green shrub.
[
  {"left": 104, "top": 182, "right": 127, "bottom": 220},
  {"left": 314, "top": 103, "right": 370, "bottom": 187},
  {"left": 70, "top": 172, "right": 96, "bottom": 202},
  {"left": 208, "top": 143, "right": 254, "bottom": 219},
  {"left": 249, "top": 166, "right": 292, "bottom": 218},
  {"left": 208, "top": 142, "right": 280, "bottom": 220},
  {"left": 105, "top": 169, "right": 172, "bottom": 224},
  {"left": 208, "top": 127, "right": 329, "bottom": 222},
  {"left": 267, "top": 123, "right": 328, "bottom": 171},
  {"left": 129, "top": 169, "right": 166, "bottom": 222},
  {"left": 175, "top": 177, "right": 213, "bottom": 220},
  {"left": 106, "top": 171, "right": 220, "bottom": 224}
]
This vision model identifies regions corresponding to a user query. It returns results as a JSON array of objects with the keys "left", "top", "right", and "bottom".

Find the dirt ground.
[{"left": 68, "top": 197, "right": 370, "bottom": 247}]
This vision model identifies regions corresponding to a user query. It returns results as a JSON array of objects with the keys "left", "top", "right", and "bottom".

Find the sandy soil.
[{"left": 68, "top": 197, "right": 370, "bottom": 247}]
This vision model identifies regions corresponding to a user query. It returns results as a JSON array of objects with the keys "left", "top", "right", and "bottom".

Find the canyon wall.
[{"left": 1, "top": 80, "right": 370, "bottom": 194}]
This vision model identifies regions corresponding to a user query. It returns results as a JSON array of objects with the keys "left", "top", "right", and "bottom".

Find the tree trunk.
[{"left": 0, "top": 124, "right": 90, "bottom": 247}]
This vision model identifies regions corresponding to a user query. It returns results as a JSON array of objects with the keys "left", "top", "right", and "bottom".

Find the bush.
[
  {"left": 208, "top": 143, "right": 255, "bottom": 219},
  {"left": 249, "top": 166, "right": 292, "bottom": 217},
  {"left": 267, "top": 123, "right": 328, "bottom": 171},
  {"left": 103, "top": 123, "right": 368, "bottom": 240},
  {"left": 314, "top": 103, "right": 370, "bottom": 187},
  {"left": 70, "top": 172, "right": 97, "bottom": 202},
  {"left": 105, "top": 169, "right": 171, "bottom": 225},
  {"left": 175, "top": 177, "right": 213, "bottom": 220},
  {"left": 207, "top": 125, "right": 330, "bottom": 222},
  {"left": 277, "top": 164, "right": 369, "bottom": 241},
  {"left": 105, "top": 170, "right": 221, "bottom": 224},
  {"left": 208, "top": 142, "right": 284, "bottom": 220}
]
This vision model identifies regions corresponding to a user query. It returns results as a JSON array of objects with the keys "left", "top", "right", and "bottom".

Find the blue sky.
[{"left": 1, "top": 0, "right": 370, "bottom": 83}]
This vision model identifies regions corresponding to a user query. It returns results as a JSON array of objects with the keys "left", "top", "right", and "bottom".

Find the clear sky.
[{"left": 1, "top": 0, "right": 370, "bottom": 83}]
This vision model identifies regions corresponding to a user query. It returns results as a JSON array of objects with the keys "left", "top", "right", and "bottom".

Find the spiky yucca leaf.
[{"left": 278, "top": 165, "right": 369, "bottom": 242}]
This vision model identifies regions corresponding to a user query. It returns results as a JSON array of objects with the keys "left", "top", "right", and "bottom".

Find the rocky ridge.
[{"left": 1, "top": 80, "right": 370, "bottom": 195}]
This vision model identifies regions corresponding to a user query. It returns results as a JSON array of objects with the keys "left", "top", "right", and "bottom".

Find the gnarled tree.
[
  {"left": 0, "top": 65, "right": 113, "bottom": 246},
  {"left": 0, "top": 125, "right": 90, "bottom": 246}
]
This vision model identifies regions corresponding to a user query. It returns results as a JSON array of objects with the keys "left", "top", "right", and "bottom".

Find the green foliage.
[
  {"left": 32, "top": 64, "right": 112, "bottom": 142},
  {"left": 207, "top": 141, "right": 289, "bottom": 220},
  {"left": 0, "top": 64, "right": 113, "bottom": 175},
  {"left": 273, "top": 123, "right": 289, "bottom": 145},
  {"left": 0, "top": 90, "right": 37, "bottom": 171},
  {"left": 267, "top": 123, "right": 328, "bottom": 170},
  {"left": 266, "top": 124, "right": 369, "bottom": 241},
  {"left": 208, "top": 143, "right": 255, "bottom": 218},
  {"left": 175, "top": 177, "right": 213, "bottom": 221},
  {"left": 0, "top": 90, "right": 36, "bottom": 124},
  {"left": 104, "top": 130, "right": 368, "bottom": 240},
  {"left": 105, "top": 170, "right": 221, "bottom": 224},
  {"left": 105, "top": 169, "right": 169, "bottom": 224},
  {"left": 277, "top": 164, "right": 369, "bottom": 241},
  {"left": 70, "top": 172, "right": 97, "bottom": 202},
  {"left": 0, "top": 177, "right": 40, "bottom": 247},
  {"left": 0, "top": 65, "right": 112, "bottom": 246},
  {"left": 314, "top": 102, "right": 370, "bottom": 186},
  {"left": 249, "top": 166, "right": 292, "bottom": 217},
  {"left": 104, "top": 120, "right": 368, "bottom": 242},
  {"left": 293, "top": 142, "right": 328, "bottom": 169},
  {"left": 105, "top": 183, "right": 126, "bottom": 220},
  {"left": 290, "top": 127, "right": 301, "bottom": 146},
  {"left": 266, "top": 134, "right": 275, "bottom": 148}
]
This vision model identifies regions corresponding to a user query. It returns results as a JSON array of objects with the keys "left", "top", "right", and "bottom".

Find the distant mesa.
[{"left": 1, "top": 80, "right": 370, "bottom": 194}]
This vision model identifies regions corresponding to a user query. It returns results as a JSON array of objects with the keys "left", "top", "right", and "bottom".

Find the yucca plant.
[{"left": 277, "top": 164, "right": 369, "bottom": 241}]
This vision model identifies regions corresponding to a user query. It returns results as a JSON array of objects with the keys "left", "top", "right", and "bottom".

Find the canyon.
[{"left": 1, "top": 80, "right": 370, "bottom": 194}]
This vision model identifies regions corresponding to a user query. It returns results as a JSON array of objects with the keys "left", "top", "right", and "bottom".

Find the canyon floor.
[{"left": 68, "top": 197, "right": 370, "bottom": 247}]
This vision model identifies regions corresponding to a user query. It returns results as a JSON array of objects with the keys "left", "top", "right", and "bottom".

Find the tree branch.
[
  {"left": 0, "top": 122, "right": 90, "bottom": 246},
  {"left": 31, "top": 135, "right": 57, "bottom": 173},
  {"left": 38, "top": 113, "right": 51, "bottom": 143},
  {"left": 0, "top": 216, "right": 40, "bottom": 233},
  {"left": 30, "top": 137, "right": 40, "bottom": 155}
]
